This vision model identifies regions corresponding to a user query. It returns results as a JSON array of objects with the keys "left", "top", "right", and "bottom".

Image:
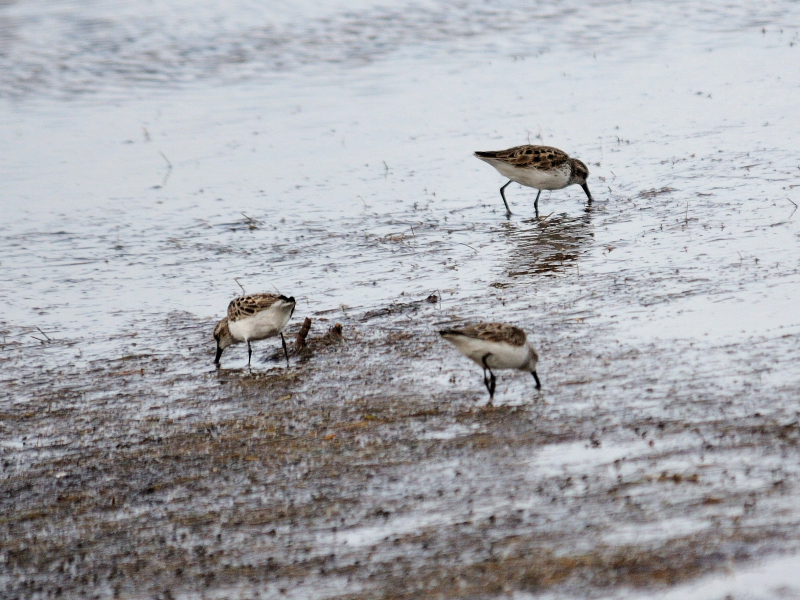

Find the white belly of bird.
[
  {"left": 228, "top": 304, "right": 292, "bottom": 343},
  {"left": 487, "top": 159, "right": 571, "bottom": 190},
  {"left": 446, "top": 335, "right": 531, "bottom": 370}
]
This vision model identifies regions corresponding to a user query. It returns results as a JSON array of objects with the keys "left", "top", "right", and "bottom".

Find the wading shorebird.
[
  {"left": 440, "top": 322, "right": 540, "bottom": 403},
  {"left": 213, "top": 293, "right": 296, "bottom": 367},
  {"left": 474, "top": 144, "right": 592, "bottom": 216}
]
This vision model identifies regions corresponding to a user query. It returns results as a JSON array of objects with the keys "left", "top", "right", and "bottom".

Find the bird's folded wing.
[
  {"left": 455, "top": 323, "right": 527, "bottom": 346},
  {"left": 228, "top": 293, "right": 281, "bottom": 321},
  {"left": 478, "top": 145, "right": 570, "bottom": 170}
]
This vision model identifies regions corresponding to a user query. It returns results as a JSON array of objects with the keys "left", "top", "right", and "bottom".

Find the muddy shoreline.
[{"left": 3, "top": 291, "right": 800, "bottom": 598}]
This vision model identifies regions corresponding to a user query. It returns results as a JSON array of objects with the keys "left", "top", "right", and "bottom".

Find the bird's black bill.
[
  {"left": 581, "top": 183, "right": 593, "bottom": 202},
  {"left": 214, "top": 345, "right": 223, "bottom": 364},
  {"left": 532, "top": 371, "right": 542, "bottom": 390}
]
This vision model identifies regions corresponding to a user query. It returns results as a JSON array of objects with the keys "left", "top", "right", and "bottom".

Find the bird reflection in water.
[{"left": 501, "top": 208, "right": 593, "bottom": 278}]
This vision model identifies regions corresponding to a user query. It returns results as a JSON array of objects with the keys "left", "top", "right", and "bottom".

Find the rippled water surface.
[{"left": 2, "top": 0, "right": 800, "bottom": 598}]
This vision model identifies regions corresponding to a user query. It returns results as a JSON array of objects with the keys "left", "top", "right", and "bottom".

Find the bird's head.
[
  {"left": 525, "top": 344, "right": 539, "bottom": 372},
  {"left": 213, "top": 317, "right": 234, "bottom": 364},
  {"left": 569, "top": 158, "right": 592, "bottom": 201}
]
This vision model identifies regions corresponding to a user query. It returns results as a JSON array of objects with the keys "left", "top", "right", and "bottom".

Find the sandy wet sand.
[{"left": 2, "top": 0, "right": 800, "bottom": 598}]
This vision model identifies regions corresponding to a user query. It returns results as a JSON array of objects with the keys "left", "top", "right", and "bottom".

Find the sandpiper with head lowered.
[
  {"left": 474, "top": 144, "right": 592, "bottom": 216},
  {"left": 214, "top": 293, "right": 296, "bottom": 367},
  {"left": 440, "top": 322, "right": 540, "bottom": 403}
]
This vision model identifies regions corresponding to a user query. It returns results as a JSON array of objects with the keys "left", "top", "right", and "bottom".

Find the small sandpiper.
[
  {"left": 474, "top": 144, "right": 592, "bottom": 216},
  {"left": 440, "top": 322, "right": 540, "bottom": 403},
  {"left": 214, "top": 293, "right": 296, "bottom": 367}
]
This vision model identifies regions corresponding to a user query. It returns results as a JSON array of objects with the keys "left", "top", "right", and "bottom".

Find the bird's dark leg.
[
  {"left": 499, "top": 180, "right": 513, "bottom": 216},
  {"left": 532, "top": 371, "right": 542, "bottom": 390},
  {"left": 534, "top": 189, "right": 541, "bottom": 217},
  {"left": 482, "top": 367, "right": 490, "bottom": 394},
  {"left": 281, "top": 333, "right": 290, "bottom": 367},
  {"left": 247, "top": 340, "right": 252, "bottom": 366},
  {"left": 481, "top": 354, "right": 495, "bottom": 403}
]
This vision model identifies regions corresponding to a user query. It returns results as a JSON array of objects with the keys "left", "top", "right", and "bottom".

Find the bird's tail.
[{"left": 439, "top": 329, "right": 465, "bottom": 337}]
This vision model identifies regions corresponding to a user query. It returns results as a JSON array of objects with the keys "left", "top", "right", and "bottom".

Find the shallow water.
[{"left": 2, "top": 0, "right": 800, "bottom": 598}]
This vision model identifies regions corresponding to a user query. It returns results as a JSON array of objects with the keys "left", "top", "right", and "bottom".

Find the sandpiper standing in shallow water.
[
  {"left": 214, "top": 293, "right": 296, "bottom": 367},
  {"left": 440, "top": 322, "right": 540, "bottom": 403},
  {"left": 474, "top": 145, "right": 592, "bottom": 216}
]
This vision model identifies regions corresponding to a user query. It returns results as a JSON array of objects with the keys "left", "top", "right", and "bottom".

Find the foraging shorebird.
[
  {"left": 474, "top": 145, "right": 592, "bottom": 216},
  {"left": 213, "top": 293, "right": 296, "bottom": 367},
  {"left": 440, "top": 322, "right": 540, "bottom": 402}
]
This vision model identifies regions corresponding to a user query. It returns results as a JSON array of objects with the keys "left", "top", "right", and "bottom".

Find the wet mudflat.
[
  {"left": 3, "top": 0, "right": 800, "bottom": 598},
  {"left": 4, "top": 282, "right": 800, "bottom": 600}
]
